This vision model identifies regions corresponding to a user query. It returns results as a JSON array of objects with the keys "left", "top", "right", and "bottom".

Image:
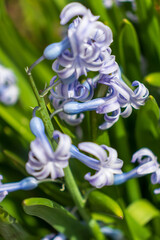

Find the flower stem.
[
  {"left": 64, "top": 166, "right": 106, "bottom": 240},
  {"left": 26, "top": 69, "right": 105, "bottom": 240},
  {"left": 26, "top": 69, "right": 56, "bottom": 147}
]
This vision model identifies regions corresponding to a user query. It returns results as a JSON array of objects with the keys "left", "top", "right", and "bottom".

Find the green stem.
[
  {"left": 26, "top": 69, "right": 56, "bottom": 147},
  {"left": 27, "top": 69, "right": 105, "bottom": 240},
  {"left": 64, "top": 166, "right": 106, "bottom": 240}
]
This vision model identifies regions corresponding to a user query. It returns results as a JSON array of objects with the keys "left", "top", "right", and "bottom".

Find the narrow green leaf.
[
  {"left": 88, "top": 190, "right": 124, "bottom": 219},
  {"left": 3, "top": 150, "right": 26, "bottom": 175},
  {"left": 23, "top": 197, "right": 92, "bottom": 240},
  {"left": 127, "top": 199, "right": 160, "bottom": 226},
  {"left": 135, "top": 95, "right": 160, "bottom": 158},
  {"left": 144, "top": 72, "right": 160, "bottom": 87},
  {"left": 0, "top": 206, "right": 35, "bottom": 240},
  {"left": 119, "top": 19, "right": 141, "bottom": 80},
  {"left": 0, "top": 105, "right": 33, "bottom": 142}
]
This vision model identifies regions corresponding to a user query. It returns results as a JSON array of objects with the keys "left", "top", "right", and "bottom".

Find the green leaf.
[
  {"left": 0, "top": 105, "right": 33, "bottom": 142},
  {"left": 144, "top": 72, "right": 160, "bottom": 87},
  {"left": 135, "top": 96, "right": 160, "bottom": 158},
  {"left": 0, "top": 206, "right": 35, "bottom": 240},
  {"left": 125, "top": 210, "right": 151, "bottom": 240},
  {"left": 127, "top": 199, "right": 160, "bottom": 226},
  {"left": 23, "top": 197, "right": 91, "bottom": 240},
  {"left": 119, "top": 19, "right": 141, "bottom": 81},
  {"left": 91, "top": 212, "right": 115, "bottom": 224},
  {"left": 88, "top": 190, "right": 124, "bottom": 219},
  {"left": 135, "top": 0, "right": 160, "bottom": 71}
]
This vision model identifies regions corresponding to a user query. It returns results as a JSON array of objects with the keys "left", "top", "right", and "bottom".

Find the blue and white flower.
[
  {"left": 26, "top": 117, "right": 71, "bottom": 179},
  {"left": 62, "top": 78, "right": 149, "bottom": 129},
  {"left": 114, "top": 148, "right": 160, "bottom": 194},
  {"left": 52, "top": 2, "right": 116, "bottom": 82},
  {"left": 131, "top": 148, "right": 160, "bottom": 194},
  {"left": 71, "top": 143, "right": 123, "bottom": 188}
]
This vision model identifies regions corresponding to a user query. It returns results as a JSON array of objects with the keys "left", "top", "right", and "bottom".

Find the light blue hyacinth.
[
  {"left": 61, "top": 77, "right": 149, "bottom": 129},
  {"left": 71, "top": 142, "right": 123, "bottom": 188},
  {"left": 26, "top": 117, "right": 71, "bottom": 179},
  {"left": 53, "top": 2, "right": 115, "bottom": 81},
  {"left": 114, "top": 148, "right": 160, "bottom": 194}
]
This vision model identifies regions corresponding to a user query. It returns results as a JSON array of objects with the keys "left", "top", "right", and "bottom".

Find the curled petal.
[
  {"left": 101, "top": 145, "right": 123, "bottom": 170},
  {"left": 60, "top": 2, "right": 88, "bottom": 25},
  {"left": 53, "top": 130, "right": 71, "bottom": 162},
  {"left": 78, "top": 142, "right": 108, "bottom": 163},
  {"left": 26, "top": 162, "right": 51, "bottom": 179},
  {"left": 137, "top": 161, "right": 159, "bottom": 175},
  {"left": 121, "top": 104, "right": 132, "bottom": 118},
  {"left": 90, "top": 22, "right": 113, "bottom": 49},
  {"left": 131, "top": 148, "right": 157, "bottom": 164},
  {"left": 52, "top": 60, "right": 75, "bottom": 80},
  {"left": 99, "top": 115, "right": 119, "bottom": 130},
  {"left": 151, "top": 169, "right": 160, "bottom": 184},
  {"left": 85, "top": 169, "right": 114, "bottom": 188},
  {"left": 30, "top": 139, "right": 50, "bottom": 164}
]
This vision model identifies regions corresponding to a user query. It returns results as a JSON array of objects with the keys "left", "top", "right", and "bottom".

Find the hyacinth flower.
[
  {"left": 26, "top": 117, "right": 71, "bottom": 179},
  {"left": 0, "top": 65, "right": 19, "bottom": 105},
  {"left": 131, "top": 148, "right": 160, "bottom": 194},
  {"left": 59, "top": 77, "right": 149, "bottom": 129},
  {"left": 70, "top": 143, "right": 123, "bottom": 188},
  {"left": 52, "top": 2, "right": 116, "bottom": 82},
  {"left": 0, "top": 175, "right": 39, "bottom": 203},
  {"left": 114, "top": 148, "right": 160, "bottom": 194},
  {"left": 28, "top": 2, "right": 117, "bottom": 81}
]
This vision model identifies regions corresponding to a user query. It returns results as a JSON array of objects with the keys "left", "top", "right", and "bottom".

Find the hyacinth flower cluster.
[
  {"left": 23, "top": 2, "right": 160, "bottom": 194},
  {"left": 29, "top": 2, "right": 149, "bottom": 129},
  {"left": 1, "top": 1, "right": 160, "bottom": 240},
  {"left": 24, "top": 116, "right": 160, "bottom": 194},
  {"left": 0, "top": 65, "right": 19, "bottom": 105}
]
